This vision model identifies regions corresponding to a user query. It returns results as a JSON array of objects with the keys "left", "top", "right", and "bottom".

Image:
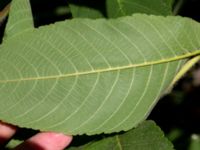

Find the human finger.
[
  {"left": 0, "top": 121, "right": 17, "bottom": 146},
  {"left": 14, "top": 132, "right": 72, "bottom": 150}
]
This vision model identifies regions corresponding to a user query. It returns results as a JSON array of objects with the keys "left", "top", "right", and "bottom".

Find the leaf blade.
[{"left": 0, "top": 14, "right": 200, "bottom": 135}]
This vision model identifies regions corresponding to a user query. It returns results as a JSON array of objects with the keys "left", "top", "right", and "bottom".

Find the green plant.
[{"left": 0, "top": 0, "right": 200, "bottom": 149}]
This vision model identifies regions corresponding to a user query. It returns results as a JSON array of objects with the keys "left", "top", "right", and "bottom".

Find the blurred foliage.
[{"left": 189, "top": 134, "right": 200, "bottom": 150}]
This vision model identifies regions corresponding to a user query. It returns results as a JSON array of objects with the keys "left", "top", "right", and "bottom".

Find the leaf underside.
[{"left": 0, "top": 14, "right": 200, "bottom": 135}]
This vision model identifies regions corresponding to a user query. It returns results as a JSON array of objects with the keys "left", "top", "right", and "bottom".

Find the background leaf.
[
  {"left": 106, "top": 0, "right": 173, "bottom": 18},
  {"left": 0, "top": 14, "right": 200, "bottom": 135},
  {"left": 68, "top": 0, "right": 106, "bottom": 19},
  {"left": 189, "top": 134, "right": 200, "bottom": 150},
  {"left": 68, "top": 121, "right": 174, "bottom": 150},
  {"left": 69, "top": 0, "right": 173, "bottom": 19},
  {"left": 4, "top": 0, "right": 34, "bottom": 39}
]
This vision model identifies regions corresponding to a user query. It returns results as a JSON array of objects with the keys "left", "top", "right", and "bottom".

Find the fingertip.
[
  {"left": 0, "top": 121, "right": 17, "bottom": 146},
  {"left": 15, "top": 132, "right": 72, "bottom": 150}
]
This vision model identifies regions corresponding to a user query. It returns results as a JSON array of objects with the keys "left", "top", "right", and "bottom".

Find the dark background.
[{"left": 149, "top": 0, "right": 200, "bottom": 149}]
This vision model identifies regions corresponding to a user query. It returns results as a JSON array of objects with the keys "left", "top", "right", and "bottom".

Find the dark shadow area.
[
  {"left": 10, "top": 141, "right": 50, "bottom": 150},
  {"left": 0, "top": 0, "right": 11, "bottom": 10},
  {"left": 178, "top": 0, "right": 200, "bottom": 22},
  {"left": 3, "top": 128, "right": 39, "bottom": 149},
  {"left": 149, "top": 66, "right": 200, "bottom": 150},
  {"left": 5, "top": 140, "right": 51, "bottom": 150},
  {"left": 69, "top": 134, "right": 101, "bottom": 147},
  {"left": 30, "top": 0, "right": 72, "bottom": 27},
  {"left": 13, "top": 128, "right": 39, "bottom": 141},
  {"left": 0, "top": 137, "right": 11, "bottom": 149},
  {"left": 0, "top": 17, "right": 8, "bottom": 43},
  {"left": 0, "top": 0, "right": 10, "bottom": 43},
  {"left": 68, "top": 0, "right": 107, "bottom": 18},
  {"left": 149, "top": 86, "right": 200, "bottom": 150},
  {"left": 148, "top": 1, "right": 200, "bottom": 149},
  {"left": 68, "top": 131, "right": 124, "bottom": 149}
]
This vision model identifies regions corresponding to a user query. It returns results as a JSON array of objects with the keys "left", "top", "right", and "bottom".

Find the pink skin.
[{"left": 0, "top": 121, "right": 72, "bottom": 150}]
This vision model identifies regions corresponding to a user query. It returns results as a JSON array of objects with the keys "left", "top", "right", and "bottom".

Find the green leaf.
[
  {"left": 6, "top": 139, "right": 22, "bottom": 149},
  {"left": 0, "top": 14, "right": 200, "bottom": 135},
  {"left": 69, "top": 0, "right": 173, "bottom": 19},
  {"left": 4, "top": 0, "right": 34, "bottom": 39},
  {"left": 69, "top": 0, "right": 105, "bottom": 19},
  {"left": 189, "top": 134, "right": 200, "bottom": 150},
  {"left": 106, "top": 0, "right": 173, "bottom": 18},
  {"left": 68, "top": 121, "right": 174, "bottom": 150}
]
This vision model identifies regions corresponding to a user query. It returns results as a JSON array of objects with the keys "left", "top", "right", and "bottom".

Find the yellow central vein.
[{"left": 0, "top": 50, "right": 200, "bottom": 83}]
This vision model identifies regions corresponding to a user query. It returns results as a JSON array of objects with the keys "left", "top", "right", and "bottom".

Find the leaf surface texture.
[{"left": 0, "top": 14, "right": 200, "bottom": 135}]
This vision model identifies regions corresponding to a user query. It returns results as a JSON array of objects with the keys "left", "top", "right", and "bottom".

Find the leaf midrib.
[
  {"left": 0, "top": 50, "right": 200, "bottom": 83},
  {"left": 116, "top": 135, "right": 123, "bottom": 150}
]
